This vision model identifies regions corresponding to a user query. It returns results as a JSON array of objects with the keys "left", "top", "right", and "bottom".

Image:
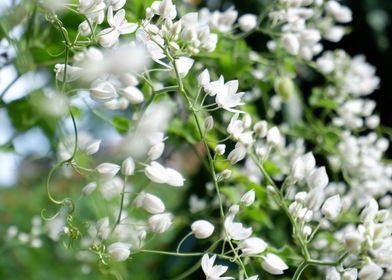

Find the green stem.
[
  {"left": 292, "top": 261, "right": 309, "bottom": 280},
  {"left": 176, "top": 232, "right": 193, "bottom": 254}
]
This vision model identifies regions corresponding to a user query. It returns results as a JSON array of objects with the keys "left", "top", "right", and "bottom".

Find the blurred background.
[{"left": 1, "top": 0, "right": 392, "bottom": 279}]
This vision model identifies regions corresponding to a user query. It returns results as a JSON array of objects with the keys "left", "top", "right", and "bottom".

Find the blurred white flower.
[
  {"left": 191, "top": 220, "right": 214, "bottom": 239},
  {"left": 261, "top": 253, "right": 288, "bottom": 275},
  {"left": 242, "top": 237, "right": 267, "bottom": 256},
  {"left": 148, "top": 213, "right": 173, "bottom": 233},
  {"left": 96, "top": 162, "right": 120, "bottom": 177},
  {"left": 238, "top": 14, "right": 257, "bottom": 32},
  {"left": 107, "top": 242, "right": 131, "bottom": 262}
]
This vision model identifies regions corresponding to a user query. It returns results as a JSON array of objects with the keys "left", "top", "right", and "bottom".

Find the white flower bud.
[
  {"left": 358, "top": 263, "right": 383, "bottom": 280},
  {"left": 324, "top": 26, "right": 345, "bottom": 42},
  {"left": 96, "top": 162, "right": 120, "bottom": 177},
  {"left": 266, "top": 127, "right": 281, "bottom": 146},
  {"left": 81, "top": 182, "right": 97, "bottom": 196},
  {"left": 360, "top": 199, "right": 379, "bottom": 222},
  {"left": 238, "top": 14, "right": 257, "bottom": 32},
  {"left": 342, "top": 269, "right": 357, "bottom": 280},
  {"left": 144, "top": 161, "right": 168, "bottom": 184},
  {"left": 241, "top": 189, "right": 255, "bottom": 206},
  {"left": 142, "top": 193, "right": 165, "bottom": 214},
  {"left": 90, "top": 81, "right": 117, "bottom": 102},
  {"left": 253, "top": 121, "right": 268, "bottom": 138},
  {"left": 228, "top": 143, "right": 247, "bottom": 164},
  {"left": 204, "top": 116, "right": 214, "bottom": 131},
  {"left": 307, "top": 167, "right": 329, "bottom": 189},
  {"left": 242, "top": 237, "right": 267, "bottom": 256},
  {"left": 122, "top": 157, "right": 135, "bottom": 176},
  {"left": 138, "top": 230, "right": 147, "bottom": 242},
  {"left": 282, "top": 33, "right": 300, "bottom": 55},
  {"left": 191, "top": 220, "right": 215, "bottom": 239},
  {"left": 292, "top": 157, "right": 305, "bottom": 181},
  {"left": 221, "top": 169, "right": 232, "bottom": 180},
  {"left": 148, "top": 213, "right": 173, "bottom": 233},
  {"left": 295, "top": 192, "right": 307, "bottom": 203},
  {"left": 198, "top": 69, "right": 210, "bottom": 87},
  {"left": 148, "top": 142, "right": 165, "bottom": 160},
  {"left": 165, "top": 167, "right": 185, "bottom": 187},
  {"left": 322, "top": 195, "right": 342, "bottom": 220},
  {"left": 344, "top": 231, "right": 363, "bottom": 253},
  {"left": 78, "top": 20, "right": 92, "bottom": 36},
  {"left": 302, "top": 152, "right": 316, "bottom": 175},
  {"left": 302, "top": 225, "right": 312, "bottom": 237},
  {"left": 123, "top": 86, "right": 144, "bottom": 104},
  {"left": 229, "top": 204, "right": 240, "bottom": 215},
  {"left": 261, "top": 253, "right": 288, "bottom": 275},
  {"left": 107, "top": 242, "right": 131, "bottom": 262},
  {"left": 215, "top": 144, "right": 226, "bottom": 155},
  {"left": 85, "top": 140, "right": 101, "bottom": 155}
]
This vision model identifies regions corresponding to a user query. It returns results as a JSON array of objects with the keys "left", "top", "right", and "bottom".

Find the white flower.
[
  {"left": 324, "top": 26, "right": 345, "bottom": 42},
  {"left": 358, "top": 263, "right": 383, "bottom": 280},
  {"left": 261, "top": 253, "right": 288, "bottom": 275},
  {"left": 96, "top": 162, "right": 120, "bottom": 177},
  {"left": 205, "top": 76, "right": 224, "bottom": 96},
  {"left": 191, "top": 220, "right": 215, "bottom": 239},
  {"left": 201, "top": 254, "right": 233, "bottom": 280},
  {"left": 108, "top": 0, "right": 126, "bottom": 10},
  {"left": 321, "top": 195, "right": 342, "bottom": 220},
  {"left": 238, "top": 14, "right": 257, "bottom": 32},
  {"left": 344, "top": 231, "right": 363, "bottom": 253},
  {"left": 144, "top": 161, "right": 168, "bottom": 184},
  {"left": 97, "top": 7, "right": 138, "bottom": 48},
  {"left": 282, "top": 33, "right": 299, "bottom": 55},
  {"left": 81, "top": 182, "right": 97, "bottom": 196},
  {"left": 123, "top": 86, "right": 144, "bottom": 104},
  {"left": 307, "top": 167, "right": 329, "bottom": 189},
  {"left": 148, "top": 213, "right": 173, "bottom": 233},
  {"left": 204, "top": 116, "right": 214, "bottom": 131},
  {"left": 292, "top": 157, "right": 305, "bottom": 181},
  {"left": 253, "top": 121, "right": 268, "bottom": 138},
  {"left": 215, "top": 144, "right": 226, "bottom": 155},
  {"left": 224, "top": 215, "right": 252, "bottom": 241},
  {"left": 90, "top": 81, "right": 117, "bottom": 102},
  {"left": 241, "top": 189, "right": 255, "bottom": 206},
  {"left": 266, "top": 127, "right": 281, "bottom": 146},
  {"left": 165, "top": 167, "right": 185, "bottom": 187},
  {"left": 107, "top": 242, "right": 131, "bottom": 262},
  {"left": 242, "top": 237, "right": 267, "bottom": 256},
  {"left": 360, "top": 199, "right": 379, "bottom": 222},
  {"left": 216, "top": 80, "right": 245, "bottom": 112},
  {"left": 78, "top": 20, "right": 92, "bottom": 36},
  {"left": 85, "top": 139, "right": 101, "bottom": 155},
  {"left": 245, "top": 276, "right": 259, "bottom": 280},
  {"left": 228, "top": 143, "right": 247, "bottom": 164},
  {"left": 134, "top": 192, "right": 165, "bottom": 214},
  {"left": 122, "top": 157, "right": 135, "bottom": 176},
  {"left": 148, "top": 142, "right": 165, "bottom": 160},
  {"left": 198, "top": 69, "right": 210, "bottom": 87},
  {"left": 54, "top": 64, "right": 82, "bottom": 82},
  {"left": 78, "top": 0, "right": 106, "bottom": 24},
  {"left": 151, "top": 0, "right": 177, "bottom": 20},
  {"left": 174, "top": 57, "right": 194, "bottom": 78}
]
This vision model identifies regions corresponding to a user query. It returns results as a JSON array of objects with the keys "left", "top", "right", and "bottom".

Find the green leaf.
[{"left": 112, "top": 115, "right": 130, "bottom": 134}]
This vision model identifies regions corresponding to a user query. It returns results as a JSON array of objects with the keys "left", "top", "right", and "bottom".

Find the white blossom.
[
  {"left": 261, "top": 253, "right": 288, "bottom": 275},
  {"left": 242, "top": 237, "right": 267, "bottom": 256},
  {"left": 107, "top": 242, "right": 131, "bottom": 262},
  {"left": 148, "top": 213, "right": 173, "bottom": 233},
  {"left": 241, "top": 189, "right": 255, "bottom": 206},
  {"left": 191, "top": 220, "right": 215, "bottom": 239},
  {"left": 201, "top": 254, "right": 233, "bottom": 280}
]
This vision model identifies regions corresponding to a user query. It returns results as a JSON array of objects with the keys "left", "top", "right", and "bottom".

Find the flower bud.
[
  {"left": 78, "top": 20, "right": 92, "bottom": 36},
  {"left": 307, "top": 167, "right": 329, "bottom": 189},
  {"left": 142, "top": 193, "right": 165, "bottom": 214},
  {"left": 144, "top": 161, "right": 168, "bottom": 184},
  {"left": 81, "top": 182, "right": 97, "bottom": 196},
  {"left": 96, "top": 162, "right": 120, "bottom": 177},
  {"left": 242, "top": 237, "right": 267, "bottom": 256},
  {"left": 107, "top": 242, "right": 131, "bottom": 262},
  {"left": 85, "top": 140, "right": 101, "bottom": 155},
  {"left": 266, "top": 127, "right": 281, "bottom": 146},
  {"left": 261, "top": 253, "right": 288, "bottom": 275},
  {"left": 321, "top": 195, "right": 342, "bottom": 220},
  {"left": 90, "top": 81, "right": 117, "bottom": 102},
  {"left": 165, "top": 167, "right": 185, "bottom": 187},
  {"left": 148, "top": 213, "right": 173, "bottom": 233},
  {"left": 123, "top": 86, "right": 144, "bottom": 104},
  {"left": 238, "top": 14, "right": 257, "bottom": 32},
  {"left": 221, "top": 169, "right": 232, "bottom": 180},
  {"left": 148, "top": 142, "right": 165, "bottom": 160},
  {"left": 198, "top": 69, "right": 210, "bottom": 87},
  {"left": 122, "top": 157, "right": 135, "bottom": 176},
  {"left": 191, "top": 220, "right": 215, "bottom": 239},
  {"left": 204, "top": 115, "right": 214, "bottom": 131},
  {"left": 302, "top": 225, "right": 312, "bottom": 237},
  {"left": 358, "top": 263, "right": 383, "bottom": 280},
  {"left": 215, "top": 144, "right": 226, "bottom": 155},
  {"left": 344, "top": 231, "right": 363, "bottom": 253},
  {"left": 241, "top": 189, "right": 256, "bottom": 206},
  {"left": 292, "top": 157, "right": 305, "bottom": 181},
  {"left": 229, "top": 204, "right": 240, "bottom": 215},
  {"left": 228, "top": 143, "right": 247, "bottom": 164},
  {"left": 282, "top": 33, "right": 300, "bottom": 55},
  {"left": 274, "top": 76, "right": 294, "bottom": 101},
  {"left": 253, "top": 121, "right": 268, "bottom": 138}
]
